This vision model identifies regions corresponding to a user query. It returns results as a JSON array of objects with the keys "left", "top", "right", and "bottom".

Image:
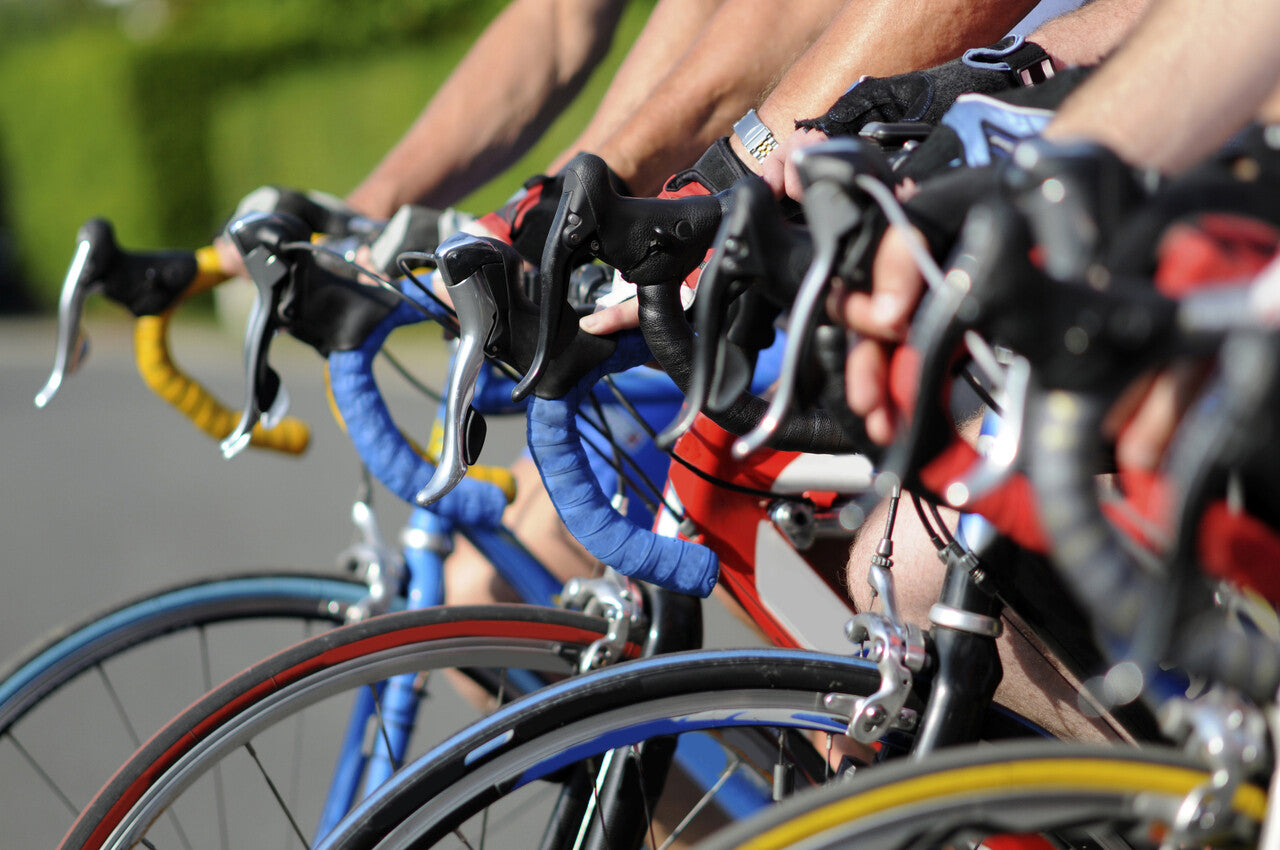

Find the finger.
[
  {"left": 579, "top": 297, "right": 640, "bottom": 335},
  {"left": 783, "top": 130, "right": 828, "bottom": 204},
  {"left": 1115, "top": 362, "right": 1208, "bottom": 471},
  {"left": 213, "top": 235, "right": 247, "bottom": 278},
  {"left": 846, "top": 337, "right": 887, "bottom": 417},
  {"left": 864, "top": 405, "right": 896, "bottom": 446},
  {"left": 783, "top": 153, "right": 805, "bottom": 203},
  {"left": 844, "top": 225, "right": 926, "bottom": 340},
  {"left": 761, "top": 153, "right": 787, "bottom": 200}
]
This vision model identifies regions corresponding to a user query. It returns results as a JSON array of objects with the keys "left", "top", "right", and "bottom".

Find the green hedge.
[{"left": 0, "top": 1, "right": 651, "bottom": 309}]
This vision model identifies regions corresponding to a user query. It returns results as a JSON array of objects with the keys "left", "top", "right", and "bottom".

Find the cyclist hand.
[
  {"left": 213, "top": 234, "right": 248, "bottom": 278},
  {"left": 796, "top": 36, "right": 1055, "bottom": 139},
  {"left": 832, "top": 224, "right": 925, "bottom": 445},
  {"left": 579, "top": 296, "right": 639, "bottom": 334},
  {"left": 761, "top": 127, "right": 830, "bottom": 203}
]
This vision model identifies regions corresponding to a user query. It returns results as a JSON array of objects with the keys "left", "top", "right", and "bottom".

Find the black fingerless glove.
[{"left": 796, "top": 36, "right": 1056, "bottom": 138}]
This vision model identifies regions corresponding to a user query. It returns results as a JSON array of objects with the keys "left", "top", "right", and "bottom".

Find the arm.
[
  {"left": 763, "top": 0, "right": 1151, "bottom": 199},
  {"left": 549, "top": 0, "right": 729, "bottom": 175},
  {"left": 1028, "top": 0, "right": 1153, "bottom": 68},
  {"left": 737, "top": 0, "right": 1046, "bottom": 171},
  {"left": 587, "top": 0, "right": 845, "bottom": 195},
  {"left": 1044, "top": 0, "right": 1280, "bottom": 172},
  {"left": 346, "top": 0, "right": 628, "bottom": 217}
]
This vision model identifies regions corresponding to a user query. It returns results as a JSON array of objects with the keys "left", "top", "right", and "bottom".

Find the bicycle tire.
[
  {"left": 0, "top": 570, "right": 378, "bottom": 848},
  {"left": 693, "top": 740, "right": 1268, "bottom": 850},
  {"left": 59, "top": 604, "right": 645, "bottom": 850},
  {"left": 316, "top": 648, "right": 1041, "bottom": 850}
]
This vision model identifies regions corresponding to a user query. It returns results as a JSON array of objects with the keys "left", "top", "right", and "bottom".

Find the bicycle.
[
  {"left": 7, "top": 198, "right": 690, "bottom": 847},
  {"left": 24, "top": 192, "right": 896, "bottom": 850},
  {"left": 150, "top": 145, "right": 1206, "bottom": 848},
  {"left": 690, "top": 136, "right": 1280, "bottom": 850}
]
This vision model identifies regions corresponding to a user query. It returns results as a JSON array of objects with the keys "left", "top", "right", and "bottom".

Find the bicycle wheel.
[
  {"left": 693, "top": 740, "right": 1268, "bottom": 850},
  {"left": 0, "top": 570, "right": 378, "bottom": 849},
  {"left": 59, "top": 604, "right": 647, "bottom": 850},
  {"left": 316, "top": 649, "right": 1043, "bottom": 850}
]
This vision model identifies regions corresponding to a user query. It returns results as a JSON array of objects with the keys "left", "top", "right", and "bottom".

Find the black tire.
[
  {"left": 59, "top": 604, "right": 646, "bottom": 850},
  {"left": 319, "top": 648, "right": 1017, "bottom": 850},
  {"left": 0, "top": 571, "right": 375, "bottom": 848}
]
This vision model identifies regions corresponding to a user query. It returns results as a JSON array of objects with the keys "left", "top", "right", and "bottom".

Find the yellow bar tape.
[{"left": 132, "top": 246, "right": 310, "bottom": 454}]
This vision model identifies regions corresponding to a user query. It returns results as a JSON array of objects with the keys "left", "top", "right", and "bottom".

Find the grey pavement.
[
  {"left": 0, "top": 313, "right": 762, "bottom": 846},
  {"left": 1, "top": 315, "right": 468, "bottom": 664}
]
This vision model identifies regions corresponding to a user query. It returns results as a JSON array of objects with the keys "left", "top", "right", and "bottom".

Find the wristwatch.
[{"left": 734, "top": 109, "right": 779, "bottom": 163}]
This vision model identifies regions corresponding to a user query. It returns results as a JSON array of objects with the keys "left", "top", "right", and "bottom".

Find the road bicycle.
[
  {"left": 112, "top": 143, "right": 1201, "bottom": 849},
  {"left": 691, "top": 135, "right": 1280, "bottom": 849},
  {"left": 37, "top": 164, "right": 1077, "bottom": 849},
  {"left": 17, "top": 191, "right": 896, "bottom": 849}
]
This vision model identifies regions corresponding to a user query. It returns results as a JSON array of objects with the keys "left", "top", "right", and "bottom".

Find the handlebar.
[
  {"left": 526, "top": 331, "right": 720, "bottom": 597},
  {"left": 515, "top": 152, "right": 726, "bottom": 402},
  {"left": 326, "top": 281, "right": 512, "bottom": 527},
  {"left": 35, "top": 218, "right": 311, "bottom": 454}
]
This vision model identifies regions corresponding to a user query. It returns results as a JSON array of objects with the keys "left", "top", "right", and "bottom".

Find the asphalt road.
[
  {"left": 1, "top": 315, "right": 467, "bottom": 664},
  {"left": 0, "top": 312, "right": 761, "bottom": 847}
]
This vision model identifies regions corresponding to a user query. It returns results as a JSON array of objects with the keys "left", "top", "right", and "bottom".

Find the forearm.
[
  {"left": 1045, "top": 0, "right": 1280, "bottom": 173},
  {"left": 594, "top": 0, "right": 842, "bottom": 194},
  {"left": 346, "top": 0, "right": 626, "bottom": 217},
  {"left": 745, "top": 0, "right": 1042, "bottom": 157},
  {"left": 550, "top": 0, "right": 727, "bottom": 174},
  {"left": 1028, "top": 0, "right": 1154, "bottom": 69}
]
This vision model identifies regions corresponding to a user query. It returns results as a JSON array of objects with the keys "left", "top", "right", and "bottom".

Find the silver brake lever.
[
  {"left": 35, "top": 234, "right": 100, "bottom": 408},
  {"left": 414, "top": 233, "right": 506, "bottom": 506},
  {"left": 220, "top": 212, "right": 298, "bottom": 459}
]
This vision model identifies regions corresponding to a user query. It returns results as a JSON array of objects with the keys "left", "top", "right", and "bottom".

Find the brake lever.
[
  {"left": 36, "top": 218, "right": 203, "bottom": 408},
  {"left": 516, "top": 152, "right": 724, "bottom": 402},
  {"left": 945, "top": 346, "right": 1031, "bottom": 508},
  {"left": 220, "top": 211, "right": 311, "bottom": 458},
  {"left": 656, "top": 178, "right": 807, "bottom": 447},
  {"left": 414, "top": 233, "right": 517, "bottom": 506},
  {"left": 36, "top": 227, "right": 100, "bottom": 408},
  {"left": 734, "top": 137, "right": 893, "bottom": 459}
]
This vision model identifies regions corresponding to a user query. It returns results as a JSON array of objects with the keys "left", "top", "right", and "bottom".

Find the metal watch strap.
[{"left": 734, "top": 109, "right": 779, "bottom": 163}]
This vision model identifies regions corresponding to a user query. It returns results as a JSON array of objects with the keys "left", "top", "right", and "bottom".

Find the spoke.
[
  {"left": 287, "top": 700, "right": 307, "bottom": 850},
  {"left": 452, "top": 828, "right": 479, "bottom": 850},
  {"left": 656, "top": 752, "right": 743, "bottom": 850},
  {"left": 97, "top": 666, "right": 196, "bottom": 850},
  {"left": 367, "top": 684, "right": 401, "bottom": 772},
  {"left": 244, "top": 741, "right": 311, "bottom": 849},
  {"left": 627, "top": 745, "right": 660, "bottom": 850},
  {"left": 5, "top": 730, "right": 79, "bottom": 815},
  {"left": 97, "top": 662, "right": 143, "bottom": 749},
  {"left": 199, "top": 627, "right": 230, "bottom": 850},
  {"left": 578, "top": 751, "right": 616, "bottom": 850}
]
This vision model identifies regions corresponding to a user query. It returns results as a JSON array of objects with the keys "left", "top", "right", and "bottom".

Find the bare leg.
[
  {"left": 846, "top": 495, "right": 1122, "bottom": 743},
  {"left": 444, "top": 455, "right": 600, "bottom": 606}
]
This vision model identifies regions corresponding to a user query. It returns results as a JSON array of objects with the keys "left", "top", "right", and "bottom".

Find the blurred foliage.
[{"left": 0, "top": 0, "right": 651, "bottom": 309}]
